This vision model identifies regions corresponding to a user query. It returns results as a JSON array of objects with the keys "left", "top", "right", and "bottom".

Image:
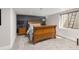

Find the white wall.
[
  {"left": 0, "top": 8, "right": 16, "bottom": 49},
  {"left": 46, "top": 14, "right": 79, "bottom": 41},
  {"left": 46, "top": 14, "right": 60, "bottom": 34},
  {"left": 0, "top": 8, "right": 11, "bottom": 49},
  {"left": 10, "top": 9, "right": 16, "bottom": 48}
]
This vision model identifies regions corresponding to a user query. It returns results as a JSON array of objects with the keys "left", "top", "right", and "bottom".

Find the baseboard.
[{"left": 57, "top": 34, "right": 77, "bottom": 42}]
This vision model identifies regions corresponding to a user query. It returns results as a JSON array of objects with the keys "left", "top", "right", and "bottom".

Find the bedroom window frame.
[{"left": 60, "top": 10, "right": 79, "bottom": 29}]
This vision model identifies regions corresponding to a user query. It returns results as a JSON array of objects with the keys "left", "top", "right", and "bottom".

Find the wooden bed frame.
[{"left": 31, "top": 25, "right": 56, "bottom": 44}]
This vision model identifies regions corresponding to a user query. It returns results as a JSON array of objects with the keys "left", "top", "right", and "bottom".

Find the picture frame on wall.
[{"left": 0, "top": 9, "right": 1, "bottom": 25}]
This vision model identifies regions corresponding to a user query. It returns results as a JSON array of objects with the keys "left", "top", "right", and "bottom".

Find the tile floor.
[{"left": 11, "top": 36, "right": 79, "bottom": 50}]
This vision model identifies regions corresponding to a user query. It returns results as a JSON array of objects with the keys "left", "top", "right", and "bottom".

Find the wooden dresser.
[
  {"left": 17, "top": 27, "right": 26, "bottom": 35},
  {"left": 32, "top": 25, "right": 56, "bottom": 44}
]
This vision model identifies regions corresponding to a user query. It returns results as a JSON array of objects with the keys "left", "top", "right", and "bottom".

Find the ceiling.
[{"left": 14, "top": 8, "right": 71, "bottom": 16}]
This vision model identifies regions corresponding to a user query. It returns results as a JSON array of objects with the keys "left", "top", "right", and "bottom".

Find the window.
[{"left": 61, "top": 11, "right": 79, "bottom": 29}]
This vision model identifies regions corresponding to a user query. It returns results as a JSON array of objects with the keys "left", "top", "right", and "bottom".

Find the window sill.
[{"left": 59, "top": 27, "right": 79, "bottom": 31}]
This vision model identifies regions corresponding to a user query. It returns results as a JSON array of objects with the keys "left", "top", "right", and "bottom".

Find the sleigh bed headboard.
[{"left": 31, "top": 25, "right": 56, "bottom": 44}]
